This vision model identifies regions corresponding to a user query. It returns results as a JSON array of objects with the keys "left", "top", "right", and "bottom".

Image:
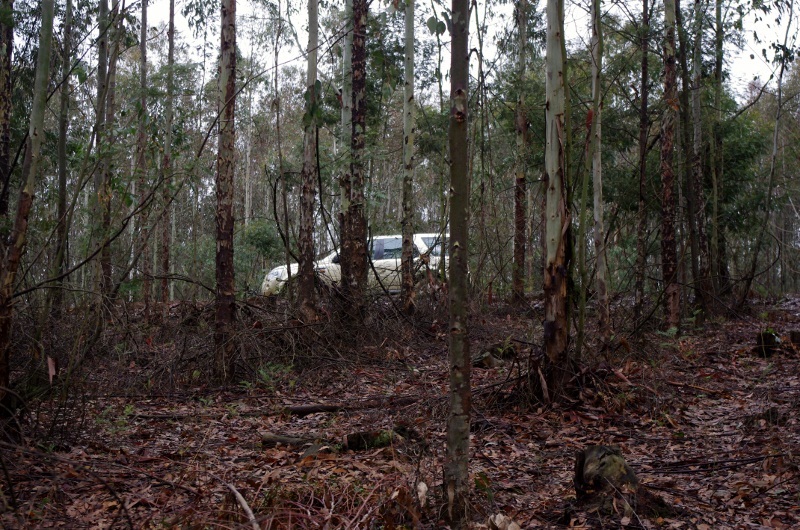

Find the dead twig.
[
  {"left": 666, "top": 380, "right": 723, "bottom": 396},
  {"left": 209, "top": 472, "right": 260, "bottom": 530}
]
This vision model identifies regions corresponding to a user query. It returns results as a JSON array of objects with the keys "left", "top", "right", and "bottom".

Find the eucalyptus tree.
[
  {"left": 543, "top": 0, "right": 570, "bottom": 398},
  {"left": 738, "top": 0, "right": 795, "bottom": 307},
  {"left": 215, "top": 0, "right": 237, "bottom": 383},
  {"left": 0, "top": 0, "right": 55, "bottom": 409},
  {"left": 660, "top": 0, "right": 680, "bottom": 330},
  {"left": 52, "top": 0, "right": 73, "bottom": 313},
  {"left": 0, "top": 0, "right": 11, "bottom": 218},
  {"left": 94, "top": 0, "right": 110, "bottom": 298},
  {"left": 512, "top": 0, "right": 528, "bottom": 305},
  {"left": 160, "top": 0, "right": 176, "bottom": 303},
  {"left": 633, "top": 0, "right": 650, "bottom": 320},
  {"left": 135, "top": 0, "right": 152, "bottom": 313},
  {"left": 589, "top": 0, "right": 609, "bottom": 343},
  {"left": 341, "top": 0, "right": 368, "bottom": 317},
  {"left": 690, "top": 0, "right": 714, "bottom": 314},
  {"left": 400, "top": 0, "right": 416, "bottom": 314},
  {"left": 297, "top": 0, "right": 319, "bottom": 321},
  {"left": 444, "top": 1, "right": 470, "bottom": 524},
  {"left": 711, "top": 0, "right": 724, "bottom": 294},
  {"left": 675, "top": 0, "right": 700, "bottom": 314}
]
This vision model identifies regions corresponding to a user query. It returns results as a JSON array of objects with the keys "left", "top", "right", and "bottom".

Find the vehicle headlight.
[{"left": 267, "top": 269, "right": 283, "bottom": 280}]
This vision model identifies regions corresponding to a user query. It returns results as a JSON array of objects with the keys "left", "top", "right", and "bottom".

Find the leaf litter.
[{"left": 1, "top": 298, "right": 799, "bottom": 528}]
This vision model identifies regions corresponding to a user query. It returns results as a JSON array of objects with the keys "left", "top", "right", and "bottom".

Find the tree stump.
[
  {"left": 755, "top": 330, "right": 780, "bottom": 357},
  {"left": 574, "top": 445, "right": 639, "bottom": 515},
  {"left": 571, "top": 445, "right": 677, "bottom": 523}
]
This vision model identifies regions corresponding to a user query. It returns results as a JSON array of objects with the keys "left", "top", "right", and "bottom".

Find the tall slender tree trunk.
[
  {"left": 215, "top": 0, "right": 237, "bottom": 383},
  {"left": 445, "top": 2, "right": 470, "bottom": 525},
  {"left": 589, "top": 0, "right": 609, "bottom": 343},
  {"left": 273, "top": 0, "right": 291, "bottom": 299},
  {"left": 512, "top": 0, "right": 528, "bottom": 305},
  {"left": 660, "top": 0, "right": 680, "bottom": 330},
  {"left": 98, "top": 0, "right": 122, "bottom": 300},
  {"left": 244, "top": 48, "right": 253, "bottom": 228},
  {"left": 0, "top": 0, "right": 55, "bottom": 407},
  {"left": 94, "top": 0, "right": 109, "bottom": 302},
  {"left": 52, "top": 0, "right": 73, "bottom": 314},
  {"left": 298, "top": 0, "right": 318, "bottom": 321},
  {"left": 160, "top": 0, "right": 174, "bottom": 304},
  {"left": 136, "top": 0, "right": 151, "bottom": 314},
  {"left": 738, "top": 0, "right": 793, "bottom": 307},
  {"left": 400, "top": 0, "right": 416, "bottom": 314},
  {"left": 342, "top": 0, "right": 368, "bottom": 315},
  {"left": 711, "top": 0, "right": 729, "bottom": 295},
  {"left": 0, "top": 0, "right": 12, "bottom": 219},
  {"left": 676, "top": 0, "right": 699, "bottom": 304},
  {"left": 690, "top": 0, "right": 714, "bottom": 315},
  {"left": 339, "top": 0, "right": 353, "bottom": 300},
  {"left": 543, "top": 0, "right": 570, "bottom": 398},
  {"left": 633, "top": 0, "right": 649, "bottom": 321}
]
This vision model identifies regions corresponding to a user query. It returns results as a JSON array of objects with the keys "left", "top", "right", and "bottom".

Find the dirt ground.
[{"left": 1, "top": 295, "right": 799, "bottom": 529}]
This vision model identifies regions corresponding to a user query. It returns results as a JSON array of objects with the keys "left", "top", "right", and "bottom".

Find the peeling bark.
[{"left": 543, "top": 0, "right": 570, "bottom": 397}]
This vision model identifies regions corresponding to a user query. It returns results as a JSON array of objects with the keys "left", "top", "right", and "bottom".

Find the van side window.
[{"left": 381, "top": 237, "right": 403, "bottom": 260}]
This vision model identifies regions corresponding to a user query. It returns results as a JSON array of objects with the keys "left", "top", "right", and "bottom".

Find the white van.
[{"left": 261, "top": 233, "right": 448, "bottom": 296}]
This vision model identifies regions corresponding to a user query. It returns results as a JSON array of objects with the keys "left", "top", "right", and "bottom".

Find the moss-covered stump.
[
  {"left": 574, "top": 446, "right": 638, "bottom": 515},
  {"left": 571, "top": 445, "right": 677, "bottom": 523}
]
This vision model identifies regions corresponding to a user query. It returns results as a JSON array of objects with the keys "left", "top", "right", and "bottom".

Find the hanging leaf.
[{"left": 427, "top": 16, "right": 438, "bottom": 34}]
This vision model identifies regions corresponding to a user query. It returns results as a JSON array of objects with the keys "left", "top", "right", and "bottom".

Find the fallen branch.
[
  {"left": 666, "top": 380, "right": 723, "bottom": 396},
  {"left": 209, "top": 473, "right": 260, "bottom": 530}
]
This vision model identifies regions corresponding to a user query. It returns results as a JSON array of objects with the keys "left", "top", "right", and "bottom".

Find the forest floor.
[{"left": 1, "top": 294, "right": 799, "bottom": 529}]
